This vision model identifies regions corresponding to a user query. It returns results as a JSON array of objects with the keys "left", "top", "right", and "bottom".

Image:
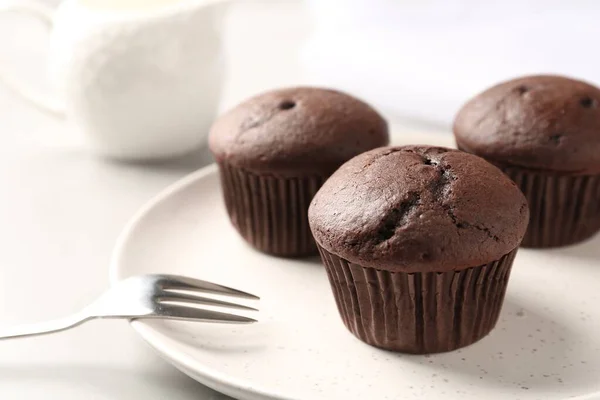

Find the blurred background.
[
  {"left": 6, "top": 0, "right": 600, "bottom": 135},
  {"left": 303, "top": 0, "right": 600, "bottom": 126}
]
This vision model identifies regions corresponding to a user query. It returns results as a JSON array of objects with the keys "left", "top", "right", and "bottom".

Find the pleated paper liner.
[
  {"left": 501, "top": 167, "right": 600, "bottom": 248},
  {"left": 218, "top": 161, "right": 324, "bottom": 257},
  {"left": 317, "top": 246, "right": 518, "bottom": 354}
]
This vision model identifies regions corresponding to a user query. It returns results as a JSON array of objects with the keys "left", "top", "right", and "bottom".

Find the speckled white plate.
[{"left": 110, "top": 132, "right": 600, "bottom": 400}]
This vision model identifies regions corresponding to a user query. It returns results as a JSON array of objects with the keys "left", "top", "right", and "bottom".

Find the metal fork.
[{"left": 0, "top": 274, "right": 259, "bottom": 340}]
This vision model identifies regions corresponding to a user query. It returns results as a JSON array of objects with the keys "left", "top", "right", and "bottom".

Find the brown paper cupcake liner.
[
  {"left": 502, "top": 167, "right": 600, "bottom": 248},
  {"left": 218, "top": 162, "right": 324, "bottom": 257},
  {"left": 317, "top": 246, "right": 518, "bottom": 354}
]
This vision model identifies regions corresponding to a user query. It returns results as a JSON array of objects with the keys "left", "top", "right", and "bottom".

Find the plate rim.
[{"left": 108, "top": 162, "right": 297, "bottom": 400}]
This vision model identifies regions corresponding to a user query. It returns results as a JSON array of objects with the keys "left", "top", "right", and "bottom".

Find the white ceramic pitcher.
[{"left": 0, "top": 0, "right": 228, "bottom": 160}]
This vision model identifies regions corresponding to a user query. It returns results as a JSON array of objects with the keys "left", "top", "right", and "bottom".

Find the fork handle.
[{"left": 0, "top": 313, "right": 91, "bottom": 340}]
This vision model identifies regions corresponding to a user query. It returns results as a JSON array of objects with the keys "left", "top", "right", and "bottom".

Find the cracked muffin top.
[
  {"left": 308, "top": 145, "right": 529, "bottom": 273},
  {"left": 208, "top": 87, "right": 389, "bottom": 177},
  {"left": 454, "top": 75, "right": 600, "bottom": 174}
]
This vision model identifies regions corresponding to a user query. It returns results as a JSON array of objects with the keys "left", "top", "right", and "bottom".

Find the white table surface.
[{"left": 0, "top": 1, "right": 447, "bottom": 398}]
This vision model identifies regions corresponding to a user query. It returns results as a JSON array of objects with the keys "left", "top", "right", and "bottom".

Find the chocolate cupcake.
[
  {"left": 454, "top": 75, "right": 600, "bottom": 248},
  {"left": 308, "top": 146, "right": 529, "bottom": 354},
  {"left": 209, "top": 87, "right": 389, "bottom": 257}
]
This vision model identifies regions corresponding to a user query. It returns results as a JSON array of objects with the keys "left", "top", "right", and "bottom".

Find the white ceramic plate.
[{"left": 110, "top": 132, "right": 600, "bottom": 400}]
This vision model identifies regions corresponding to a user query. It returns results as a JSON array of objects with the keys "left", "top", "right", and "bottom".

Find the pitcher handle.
[{"left": 0, "top": 1, "right": 65, "bottom": 117}]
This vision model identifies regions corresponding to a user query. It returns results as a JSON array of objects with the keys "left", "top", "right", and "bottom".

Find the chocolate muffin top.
[
  {"left": 308, "top": 146, "right": 529, "bottom": 273},
  {"left": 209, "top": 87, "right": 389, "bottom": 176},
  {"left": 454, "top": 75, "right": 600, "bottom": 174}
]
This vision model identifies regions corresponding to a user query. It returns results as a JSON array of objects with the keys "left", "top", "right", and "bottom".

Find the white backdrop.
[{"left": 302, "top": 0, "right": 600, "bottom": 127}]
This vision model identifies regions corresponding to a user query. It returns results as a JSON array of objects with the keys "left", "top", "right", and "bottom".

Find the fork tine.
[
  {"left": 158, "top": 291, "right": 258, "bottom": 311},
  {"left": 156, "top": 304, "right": 257, "bottom": 324},
  {"left": 158, "top": 275, "right": 259, "bottom": 300}
]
